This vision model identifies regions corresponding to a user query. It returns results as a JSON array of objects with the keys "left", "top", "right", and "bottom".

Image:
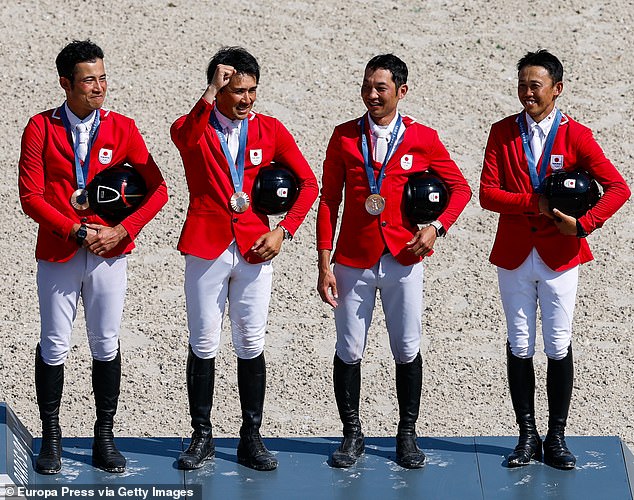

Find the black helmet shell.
[
  {"left": 86, "top": 164, "right": 147, "bottom": 223},
  {"left": 252, "top": 164, "right": 299, "bottom": 215},
  {"left": 404, "top": 172, "right": 449, "bottom": 224},
  {"left": 541, "top": 170, "right": 601, "bottom": 218}
]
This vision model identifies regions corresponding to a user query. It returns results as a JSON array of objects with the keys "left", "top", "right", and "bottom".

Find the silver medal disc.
[
  {"left": 365, "top": 194, "right": 385, "bottom": 215},
  {"left": 70, "top": 189, "right": 89, "bottom": 210},
  {"left": 230, "top": 191, "right": 250, "bottom": 213}
]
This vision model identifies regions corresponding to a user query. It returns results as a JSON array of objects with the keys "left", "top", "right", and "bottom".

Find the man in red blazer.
[
  {"left": 18, "top": 40, "right": 168, "bottom": 475},
  {"left": 317, "top": 54, "right": 471, "bottom": 469},
  {"left": 480, "top": 49, "right": 630, "bottom": 470},
  {"left": 171, "top": 46, "right": 318, "bottom": 471}
]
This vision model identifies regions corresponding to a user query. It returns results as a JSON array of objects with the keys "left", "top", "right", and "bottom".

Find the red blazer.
[
  {"left": 480, "top": 112, "right": 630, "bottom": 271},
  {"left": 19, "top": 106, "right": 168, "bottom": 262},
  {"left": 317, "top": 114, "right": 472, "bottom": 268},
  {"left": 171, "top": 98, "right": 318, "bottom": 263}
]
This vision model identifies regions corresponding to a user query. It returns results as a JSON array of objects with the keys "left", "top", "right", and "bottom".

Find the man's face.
[
  {"left": 361, "top": 68, "right": 407, "bottom": 126},
  {"left": 215, "top": 73, "right": 257, "bottom": 120},
  {"left": 60, "top": 59, "right": 107, "bottom": 118},
  {"left": 517, "top": 65, "right": 563, "bottom": 122}
]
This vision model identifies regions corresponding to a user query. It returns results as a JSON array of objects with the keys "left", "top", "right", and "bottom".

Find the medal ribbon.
[
  {"left": 209, "top": 112, "right": 249, "bottom": 193},
  {"left": 360, "top": 114, "right": 402, "bottom": 195},
  {"left": 60, "top": 104, "right": 101, "bottom": 190},
  {"left": 517, "top": 109, "right": 562, "bottom": 192}
]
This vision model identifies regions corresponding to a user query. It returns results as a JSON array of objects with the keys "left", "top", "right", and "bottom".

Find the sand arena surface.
[{"left": 1, "top": 1, "right": 632, "bottom": 451}]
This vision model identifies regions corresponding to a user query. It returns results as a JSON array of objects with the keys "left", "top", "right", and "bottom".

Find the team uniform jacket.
[
  {"left": 19, "top": 106, "right": 168, "bottom": 262},
  {"left": 171, "top": 98, "right": 318, "bottom": 264},
  {"left": 480, "top": 112, "right": 631, "bottom": 272},
  {"left": 317, "top": 114, "right": 472, "bottom": 269}
]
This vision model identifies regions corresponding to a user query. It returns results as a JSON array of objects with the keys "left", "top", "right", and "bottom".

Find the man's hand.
[
  {"left": 251, "top": 227, "right": 284, "bottom": 261},
  {"left": 552, "top": 208, "right": 578, "bottom": 236},
  {"left": 203, "top": 64, "right": 236, "bottom": 103},
  {"left": 317, "top": 249, "right": 338, "bottom": 308},
  {"left": 85, "top": 224, "right": 128, "bottom": 255},
  {"left": 406, "top": 225, "right": 437, "bottom": 256}
]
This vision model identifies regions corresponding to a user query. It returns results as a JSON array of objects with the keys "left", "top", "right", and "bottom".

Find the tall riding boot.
[
  {"left": 506, "top": 343, "right": 542, "bottom": 467},
  {"left": 395, "top": 352, "right": 426, "bottom": 469},
  {"left": 92, "top": 349, "right": 126, "bottom": 473},
  {"left": 236, "top": 353, "right": 278, "bottom": 471},
  {"left": 35, "top": 344, "right": 64, "bottom": 474},
  {"left": 331, "top": 353, "right": 365, "bottom": 468},
  {"left": 544, "top": 345, "right": 576, "bottom": 470},
  {"left": 178, "top": 345, "right": 215, "bottom": 470}
]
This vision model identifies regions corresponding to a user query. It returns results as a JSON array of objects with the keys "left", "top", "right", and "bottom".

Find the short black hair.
[
  {"left": 206, "top": 46, "right": 260, "bottom": 85},
  {"left": 55, "top": 39, "right": 104, "bottom": 82},
  {"left": 517, "top": 49, "right": 563, "bottom": 84},
  {"left": 365, "top": 54, "right": 408, "bottom": 89}
]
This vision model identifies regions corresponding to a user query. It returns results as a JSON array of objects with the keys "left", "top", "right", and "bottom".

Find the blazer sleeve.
[
  {"left": 18, "top": 117, "right": 76, "bottom": 241},
  {"left": 479, "top": 122, "right": 541, "bottom": 215},
  {"left": 273, "top": 120, "right": 318, "bottom": 236},
  {"left": 427, "top": 130, "right": 472, "bottom": 230},
  {"left": 575, "top": 128, "right": 630, "bottom": 233},
  {"left": 171, "top": 98, "right": 214, "bottom": 151},
  {"left": 118, "top": 118, "right": 168, "bottom": 239},
  {"left": 316, "top": 127, "right": 345, "bottom": 251}
]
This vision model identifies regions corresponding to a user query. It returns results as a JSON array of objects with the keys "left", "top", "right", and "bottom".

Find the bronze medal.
[
  {"left": 70, "top": 189, "right": 89, "bottom": 210},
  {"left": 230, "top": 191, "right": 250, "bottom": 213},
  {"left": 365, "top": 194, "right": 385, "bottom": 215}
]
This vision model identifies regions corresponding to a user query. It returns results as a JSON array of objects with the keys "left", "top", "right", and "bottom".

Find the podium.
[{"left": 3, "top": 403, "right": 633, "bottom": 499}]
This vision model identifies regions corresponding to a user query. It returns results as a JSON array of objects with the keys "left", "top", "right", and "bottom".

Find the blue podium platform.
[{"left": 2, "top": 403, "right": 633, "bottom": 499}]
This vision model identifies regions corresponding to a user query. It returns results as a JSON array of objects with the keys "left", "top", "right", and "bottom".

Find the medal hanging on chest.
[
  {"left": 518, "top": 109, "right": 562, "bottom": 192},
  {"left": 360, "top": 114, "right": 402, "bottom": 215},
  {"left": 61, "top": 105, "right": 101, "bottom": 210},
  {"left": 70, "top": 188, "right": 89, "bottom": 210},
  {"left": 209, "top": 112, "right": 250, "bottom": 213},
  {"left": 230, "top": 191, "right": 250, "bottom": 213}
]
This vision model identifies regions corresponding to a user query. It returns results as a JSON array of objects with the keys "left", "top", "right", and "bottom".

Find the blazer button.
[
  {"left": 530, "top": 226, "right": 537, "bottom": 232},
  {"left": 232, "top": 218, "right": 238, "bottom": 223},
  {"left": 381, "top": 221, "right": 387, "bottom": 227}
]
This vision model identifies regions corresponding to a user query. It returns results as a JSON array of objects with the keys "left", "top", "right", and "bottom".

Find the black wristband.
[
  {"left": 76, "top": 224, "right": 88, "bottom": 246},
  {"left": 576, "top": 220, "right": 588, "bottom": 238}
]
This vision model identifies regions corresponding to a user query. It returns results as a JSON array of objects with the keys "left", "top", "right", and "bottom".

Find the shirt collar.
[
  {"left": 64, "top": 102, "right": 97, "bottom": 131},
  {"left": 526, "top": 107, "right": 558, "bottom": 137},
  {"left": 214, "top": 106, "right": 242, "bottom": 132},
  {"left": 368, "top": 113, "right": 400, "bottom": 136}
]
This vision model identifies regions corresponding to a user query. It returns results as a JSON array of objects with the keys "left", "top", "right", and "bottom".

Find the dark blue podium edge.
[{"left": 3, "top": 402, "right": 634, "bottom": 499}]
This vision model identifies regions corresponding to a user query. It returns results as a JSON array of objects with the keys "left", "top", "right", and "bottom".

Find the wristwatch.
[
  {"left": 76, "top": 224, "right": 88, "bottom": 246},
  {"left": 576, "top": 220, "right": 588, "bottom": 238},
  {"left": 429, "top": 220, "right": 446, "bottom": 237},
  {"left": 278, "top": 224, "right": 293, "bottom": 241}
]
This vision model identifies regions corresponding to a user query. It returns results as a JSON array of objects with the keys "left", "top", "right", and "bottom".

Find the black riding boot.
[
  {"left": 331, "top": 353, "right": 365, "bottom": 468},
  {"left": 236, "top": 353, "right": 278, "bottom": 471},
  {"left": 544, "top": 345, "right": 576, "bottom": 470},
  {"left": 506, "top": 343, "right": 542, "bottom": 467},
  {"left": 395, "top": 352, "right": 426, "bottom": 469},
  {"left": 35, "top": 344, "right": 64, "bottom": 474},
  {"left": 92, "top": 350, "right": 126, "bottom": 473},
  {"left": 178, "top": 346, "right": 215, "bottom": 470}
]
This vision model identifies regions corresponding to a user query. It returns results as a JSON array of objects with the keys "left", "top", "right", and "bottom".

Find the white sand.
[{"left": 1, "top": 1, "right": 632, "bottom": 452}]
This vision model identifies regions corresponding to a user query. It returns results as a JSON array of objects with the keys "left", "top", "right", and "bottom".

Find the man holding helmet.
[
  {"left": 171, "top": 46, "right": 317, "bottom": 471},
  {"left": 317, "top": 53, "right": 471, "bottom": 469},
  {"left": 18, "top": 39, "right": 168, "bottom": 475},
  {"left": 479, "top": 49, "right": 630, "bottom": 470}
]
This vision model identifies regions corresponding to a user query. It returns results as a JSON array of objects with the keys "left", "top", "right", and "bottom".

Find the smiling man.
[
  {"left": 480, "top": 49, "right": 630, "bottom": 470},
  {"left": 18, "top": 39, "right": 168, "bottom": 475},
  {"left": 171, "top": 46, "right": 317, "bottom": 471},
  {"left": 317, "top": 54, "right": 471, "bottom": 469}
]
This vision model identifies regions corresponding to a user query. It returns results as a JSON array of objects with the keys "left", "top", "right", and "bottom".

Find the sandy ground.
[{"left": 1, "top": 0, "right": 632, "bottom": 455}]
